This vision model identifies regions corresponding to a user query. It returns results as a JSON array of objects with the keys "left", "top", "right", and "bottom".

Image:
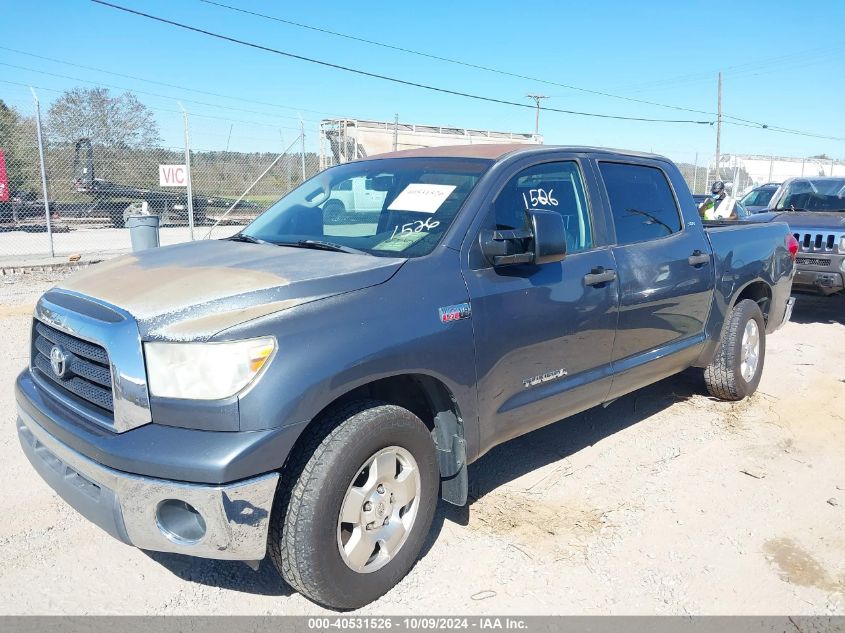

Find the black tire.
[
  {"left": 704, "top": 299, "right": 766, "bottom": 401},
  {"left": 269, "top": 400, "right": 439, "bottom": 610},
  {"left": 323, "top": 200, "right": 345, "bottom": 224}
]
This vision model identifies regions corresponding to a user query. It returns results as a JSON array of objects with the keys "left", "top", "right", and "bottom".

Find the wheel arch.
[
  {"left": 731, "top": 279, "right": 772, "bottom": 325},
  {"left": 693, "top": 278, "right": 773, "bottom": 368},
  {"left": 286, "top": 373, "right": 469, "bottom": 506}
]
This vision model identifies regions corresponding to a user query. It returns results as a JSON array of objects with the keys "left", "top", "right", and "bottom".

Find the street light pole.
[{"left": 526, "top": 94, "right": 549, "bottom": 136}]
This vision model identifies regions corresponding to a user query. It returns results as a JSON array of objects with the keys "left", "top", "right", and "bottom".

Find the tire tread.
[
  {"left": 269, "top": 399, "right": 434, "bottom": 608},
  {"left": 704, "top": 299, "right": 764, "bottom": 401}
]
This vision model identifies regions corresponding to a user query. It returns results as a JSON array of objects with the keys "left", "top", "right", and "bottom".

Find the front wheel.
[
  {"left": 269, "top": 401, "right": 439, "bottom": 609},
  {"left": 704, "top": 299, "right": 766, "bottom": 401}
]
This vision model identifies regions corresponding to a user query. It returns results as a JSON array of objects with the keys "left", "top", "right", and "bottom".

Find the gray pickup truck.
[{"left": 16, "top": 145, "right": 797, "bottom": 609}]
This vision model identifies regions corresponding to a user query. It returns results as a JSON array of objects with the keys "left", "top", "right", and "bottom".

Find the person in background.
[{"left": 699, "top": 181, "right": 737, "bottom": 220}]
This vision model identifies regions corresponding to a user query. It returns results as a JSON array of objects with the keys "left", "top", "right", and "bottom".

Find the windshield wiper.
[
  {"left": 275, "top": 239, "right": 366, "bottom": 255},
  {"left": 227, "top": 233, "right": 270, "bottom": 245}
]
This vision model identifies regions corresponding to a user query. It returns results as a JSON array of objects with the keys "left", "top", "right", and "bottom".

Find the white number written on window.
[
  {"left": 522, "top": 188, "right": 558, "bottom": 209},
  {"left": 390, "top": 217, "right": 441, "bottom": 239}
]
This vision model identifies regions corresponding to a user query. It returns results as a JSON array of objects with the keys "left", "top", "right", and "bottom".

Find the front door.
[{"left": 464, "top": 158, "right": 619, "bottom": 456}]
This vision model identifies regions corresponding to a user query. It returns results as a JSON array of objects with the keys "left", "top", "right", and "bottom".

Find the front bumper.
[
  {"left": 793, "top": 268, "right": 844, "bottom": 295},
  {"left": 17, "top": 408, "right": 278, "bottom": 561}
]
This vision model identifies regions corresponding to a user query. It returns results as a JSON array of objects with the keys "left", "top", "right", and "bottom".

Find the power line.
[
  {"left": 608, "top": 44, "right": 845, "bottom": 94},
  {"left": 195, "top": 1, "right": 845, "bottom": 141},
  {"left": 185, "top": 1, "right": 845, "bottom": 142},
  {"left": 724, "top": 119, "right": 845, "bottom": 142},
  {"left": 0, "top": 45, "right": 341, "bottom": 119},
  {"left": 0, "top": 78, "right": 307, "bottom": 136},
  {"left": 90, "top": 0, "right": 714, "bottom": 126},
  {"left": 0, "top": 61, "right": 326, "bottom": 126},
  {"left": 197, "top": 0, "right": 733, "bottom": 122}
]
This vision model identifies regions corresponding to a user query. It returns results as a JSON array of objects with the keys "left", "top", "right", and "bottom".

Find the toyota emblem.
[{"left": 50, "top": 345, "right": 67, "bottom": 378}]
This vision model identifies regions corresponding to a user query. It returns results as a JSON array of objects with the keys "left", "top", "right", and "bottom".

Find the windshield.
[
  {"left": 775, "top": 178, "right": 845, "bottom": 212},
  {"left": 242, "top": 157, "right": 493, "bottom": 257},
  {"left": 741, "top": 187, "right": 775, "bottom": 207}
]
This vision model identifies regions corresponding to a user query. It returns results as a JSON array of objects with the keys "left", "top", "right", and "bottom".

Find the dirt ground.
[{"left": 0, "top": 269, "right": 842, "bottom": 615}]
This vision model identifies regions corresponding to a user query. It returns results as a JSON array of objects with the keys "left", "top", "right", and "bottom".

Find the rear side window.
[{"left": 599, "top": 162, "right": 681, "bottom": 245}]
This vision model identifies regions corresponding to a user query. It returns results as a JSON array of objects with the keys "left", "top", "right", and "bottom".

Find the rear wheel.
[
  {"left": 704, "top": 299, "right": 766, "bottom": 401},
  {"left": 269, "top": 400, "right": 439, "bottom": 609}
]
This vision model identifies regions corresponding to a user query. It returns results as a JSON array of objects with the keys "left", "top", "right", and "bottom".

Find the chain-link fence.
[
  {"left": 0, "top": 90, "right": 321, "bottom": 265},
  {"left": 671, "top": 150, "right": 845, "bottom": 197},
  {"left": 3, "top": 88, "right": 844, "bottom": 266}
]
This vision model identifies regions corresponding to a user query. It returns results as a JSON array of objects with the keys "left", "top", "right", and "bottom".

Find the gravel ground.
[{"left": 1, "top": 269, "right": 843, "bottom": 615}]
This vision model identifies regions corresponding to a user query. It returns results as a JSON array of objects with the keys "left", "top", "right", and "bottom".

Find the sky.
[{"left": 2, "top": 0, "right": 844, "bottom": 165}]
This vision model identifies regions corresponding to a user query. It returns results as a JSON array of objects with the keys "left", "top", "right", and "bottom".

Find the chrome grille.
[
  {"left": 31, "top": 320, "right": 114, "bottom": 415},
  {"left": 794, "top": 232, "right": 840, "bottom": 253},
  {"left": 796, "top": 257, "right": 831, "bottom": 267}
]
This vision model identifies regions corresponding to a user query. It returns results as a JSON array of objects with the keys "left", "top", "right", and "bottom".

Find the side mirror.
[
  {"left": 480, "top": 209, "right": 567, "bottom": 267},
  {"left": 528, "top": 209, "right": 567, "bottom": 265}
]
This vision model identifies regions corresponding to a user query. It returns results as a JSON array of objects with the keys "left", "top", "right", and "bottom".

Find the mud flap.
[{"left": 433, "top": 411, "right": 467, "bottom": 506}]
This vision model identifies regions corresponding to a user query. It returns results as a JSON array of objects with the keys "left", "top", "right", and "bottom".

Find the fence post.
[
  {"left": 693, "top": 152, "right": 698, "bottom": 194},
  {"left": 393, "top": 113, "right": 399, "bottom": 151},
  {"left": 768, "top": 156, "right": 774, "bottom": 182},
  {"left": 30, "top": 88, "right": 54, "bottom": 258},
  {"left": 299, "top": 117, "right": 306, "bottom": 182},
  {"left": 180, "top": 103, "right": 195, "bottom": 241}
]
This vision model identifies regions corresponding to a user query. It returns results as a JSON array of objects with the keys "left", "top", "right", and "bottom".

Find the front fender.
[{"left": 218, "top": 250, "right": 481, "bottom": 460}]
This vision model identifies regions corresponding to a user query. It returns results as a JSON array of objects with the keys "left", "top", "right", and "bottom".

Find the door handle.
[
  {"left": 688, "top": 250, "right": 710, "bottom": 266},
  {"left": 584, "top": 267, "right": 617, "bottom": 287}
]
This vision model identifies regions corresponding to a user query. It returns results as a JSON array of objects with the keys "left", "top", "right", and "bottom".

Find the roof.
[{"left": 367, "top": 143, "right": 669, "bottom": 162}]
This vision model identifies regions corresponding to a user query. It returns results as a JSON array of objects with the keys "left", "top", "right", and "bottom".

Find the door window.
[
  {"left": 599, "top": 162, "right": 682, "bottom": 245},
  {"left": 493, "top": 161, "right": 593, "bottom": 252}
]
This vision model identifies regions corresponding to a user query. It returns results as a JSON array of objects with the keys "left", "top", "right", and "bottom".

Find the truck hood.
[
  {"left": 57, "top": 240, "right": 405, "bottom": 340},
  {"left": 763, "top": 211, "right": 845, "bottom": 230}
]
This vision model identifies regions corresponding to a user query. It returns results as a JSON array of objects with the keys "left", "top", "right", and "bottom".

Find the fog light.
[{"left": 156, "top": 499, "right": 207, "bottom": 544}]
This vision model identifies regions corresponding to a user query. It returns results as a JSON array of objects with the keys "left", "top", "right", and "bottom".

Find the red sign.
[{"left": 0, "top": 150, "right": 9, "bottom": 202}]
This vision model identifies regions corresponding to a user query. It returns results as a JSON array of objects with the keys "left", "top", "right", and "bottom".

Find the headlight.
[
  {"left": 840, "top": 235, "right": 845, "bottom": 251},
  {"left": 144, "top": 337, "right": 275, "bottom": 400}
]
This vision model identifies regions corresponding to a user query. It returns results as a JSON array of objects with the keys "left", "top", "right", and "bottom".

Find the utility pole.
[
  {"left": 526, "top": 94, "right": 549, "bottom": 136},
  {"left": 714, "top": 72, "right": 722, "bottom": 186}
]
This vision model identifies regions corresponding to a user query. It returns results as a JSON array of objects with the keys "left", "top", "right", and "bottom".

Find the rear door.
[
  {"left": 463, "top": 155, "right": 619, "bottom": 455},
  {"left": 595, "top": 159, "right": 714, "bottom": 399}
]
